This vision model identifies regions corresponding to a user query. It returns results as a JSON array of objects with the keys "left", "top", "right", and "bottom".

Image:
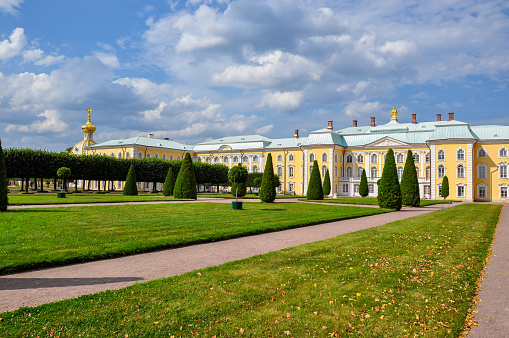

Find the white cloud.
[
  {"left": 255, "top": 124, "right": 273, "bottom": 134},
  {"left": 0, "top": 0, "right": 23, "bottom": 16},
  {"left": 93, "top": 52, "right": 120, "bottom": 68},
  {"left": 0, "top": 28, "right": 27, "bottom": 61},
  {"left": 378, "top": 40, "right": 417, "bottom": 57},
  {"left": 5, "top": 109, "right": 68, "bottom": 133},
  {"left": 343, "top": 101, "right": 385, "bottom": 118},
  {"left": 436, "top": 102, "right": 450, "bottom": 109},
  {"left": 260, "top": 91, "right": 303, "bottom": 111},
  {"left": 22, "top": 48, "right": 65, "bottom": 66},
  {"left": 140, "top": 101, "right": 168, "bottom": 121},
  {"left": 411, "top": 91, "right": 432, "bottom": 100}
]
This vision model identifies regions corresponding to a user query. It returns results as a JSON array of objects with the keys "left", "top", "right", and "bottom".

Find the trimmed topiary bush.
[
  {"left": 123, "top": 165, "right": 138, "bottom": 195},
  {"left": 306, "top": 160, "right": 323, "bottom": 200},
  {"left": 162, "top": 167, "right": 176, "bottom": 196},
  {"left": 174, "top": 152, "right": 197, "bottom": 200},
  {"left": 401, "top": 149, "right": 420, "bottom": 206},
  {"left": 323, "top": 168, "right": 331, "bottom": 197},
  {"left": 377, "top": 148, "right": 402, "bottom": 210},
  {"left": 56, "top": 167, "right": 71, "bottom": 192},
  {"left": 260, "top": 153, "right": 276, "bottom": 203},
  {"left": 0, "top": 140, "right": 8, "bottom": 212},
  {"left": 359, "top": 168, "right": 368, "bottom": 197},
  {"left": 441, "top": 175, "right": 449, "bottom": 200},
  {"left": 228, "top": 164, "right": 248, "bottom": 201}
]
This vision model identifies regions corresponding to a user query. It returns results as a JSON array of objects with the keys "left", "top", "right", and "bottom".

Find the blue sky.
[{"left": 0, "top": 0, "right": 508, "bottom": 151}]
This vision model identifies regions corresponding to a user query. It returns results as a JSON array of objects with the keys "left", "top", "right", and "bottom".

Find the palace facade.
[{"left": 72, "top": 107, "right": 509, "bottom": 202}]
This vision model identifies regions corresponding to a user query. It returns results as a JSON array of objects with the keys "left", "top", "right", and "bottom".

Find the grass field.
[
  {"left": 0, "top": 202, "right": 388, "bottom": 274},
  {"left": 0, "top": 204, "right": 500, "bottom": 337},
  {"left": 197, "top": 193, "right": 301, "bottom": 199},
  {"left": 6, "top": 193, "right": 178, "bottom": 205},
  {"left": 301, "top": 196, "right": 451, "bottom": 207}
]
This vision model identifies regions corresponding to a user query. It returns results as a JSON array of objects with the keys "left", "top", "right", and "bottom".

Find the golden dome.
[{"left": 81, "top": 107, "right": 96, "bottom": 135}]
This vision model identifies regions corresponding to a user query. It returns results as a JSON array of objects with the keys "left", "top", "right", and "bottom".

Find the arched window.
[
  {"left": 371, "top": 166, "right": 378, "bottom": 178},
  {"left": 214, "top": 156, "right": 220, "bottom": 163},
  {"left": 277, "top": 166, "right": 283, "bottom": 177},
  {"left": 206, "top": 157, "right": 211, "bottom": 163},
  {"left": 138, "top": 152, "right": 143, "bottom": 159},
  {"left": 335, "top": 153, "right": 338, "bottom": 163},
  {"left": 426, "top": 166, "right": 430, "bottom": 180},
  {"left": 371, "top": 154, "right": 378, "bottom": 164},
  {"left": 438, "top": 149, "right": 445, "bottom": 161},
  {"left": 288, "top": 166, "right": 294, "bottom": 178},
  {"left": 243, "top": 155, "right": 249, "bottom": 163},
  {"left": 425, "top": 153, "right": 430, "bottom": 163},
  {"left": 146, "top": 153, "right": 151, "bottom": 159},
  {"left": 346, "top": 167, "right": 352, "bottom": 177},
  {"left": 309, "top": 153, "right": 315, "bottom": 162},
  {"left": 117, "top": 152, "right": 122, "bottom": 159},
  {"left": 438, "top": 164, "right": 445, "bottom": 178},
  {"left": 223, "top": 156, "right": 229, "bottom": 163},
  {"left": 357, "top": 167, "right": 363, "bottom": 177},
  {"left": 277, "top": 154, "right": 283, "bottom": 162},
  {"left": 457, "top": 164, "right": 465, "bottom": 178},
  {"left": 413, "top": 153, "right": 419, "bottom": 163},
  {"left": 322, "top": 165, "right": 327, "bottom": 177},
  {"left": 478, "top": 148, "right": 487, "bottom": 158},
  {"left": 126, "top": 152, "right": 130, "bottom": 159},
  {"left": 169, "top": 154, "right": 174, "bottom": 161},
  {"left": 233, "top": 156, "right": 239, "bottom": 163},
  {"left": 397, "top": 166, "right": 404, "bottom": 179},
  {"left": 177, "top": 155, "right": 181, "bottom": 160},
  {"left": 110, "top": 152, "right": 115, "bottom": 158},
  {"left": 457, "top": 148, "right": 465, "bottom": 161},
  {"left": 288, "top": 154, "right": 294, "bottom": 162},
  {"left": 252, "top": 165, "right": 259, "bottom": 173},
  {"left": 197, "top": 157, "right": 202, "bottom": 163},
  {"left": 396, "top": 153, "right": 404, "bottom": 164},
  {"left": 162, "top": 154, "right": 167, "bottom": 160},
  {"left": 346, "top": 154, "right": 353, "bottom": 163},
  {"left": 357, "top": 154, "right": 363, "bottom": 164},
  {"left": 154, "top": 153, "right": 159, "bottom": 159},
  {"left": 253, "top": 155, "right": 259, "bottom": 162},
  {"left": 500, "top": 147, "right": 508, "bottom": 158},
  {"left": 322, "top": 153, "right": 328, "bottom": 163}
]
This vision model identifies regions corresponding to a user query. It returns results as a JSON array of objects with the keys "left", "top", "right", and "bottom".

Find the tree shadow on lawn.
[
  {"left": 8, "top": 209, "right": 71, "bottom": 213},
  {"left": 0, "top": 277, "right": 144, "bottom": 290}
]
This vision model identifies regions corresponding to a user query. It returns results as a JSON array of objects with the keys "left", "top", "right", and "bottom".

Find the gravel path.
[
  {"left": 0, "top": 202, "right": 457, "bottom": 313},
  {"left": 467, "top": 205, "right": 509, "bottom": 337}
]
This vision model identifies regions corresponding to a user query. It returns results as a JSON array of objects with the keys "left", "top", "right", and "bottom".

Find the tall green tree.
[
  {"left": 401, "top": 150, "right": 420, "bottom": 206},
  {"left": 56, "top": 167, "right": 71, "bottom": 192},
  {"left": 359, "top": 168, "right": 369, "bottom": 197},
  {"left": 162, "top": 167, "right": 176, "bottom": 196},
  {"left": 0, "top": 140, "right": 8, "bottom": 212},
  {"left": 322, "top": 168, "right": 331, "bottom": 197},
  {"left": 228, "top": 164, "right": 248, "bottom": 201},
  {"left": 259, "top": 153, "right": 276, "bottom": 203},
  {"left": 377, "top": 148, "right": 402, "bottom": 210},
  {"left": 174, "top": 153, "right": 197, "bottom": 200},
  {"left": 306, "top": 160, "right": 323, "bottom": 200},
  {"left": 123, "top": 165, "right": 138, "bottom": 195},
  {"left": 441, "top": 175, "right": 449, "bottom": 200}
]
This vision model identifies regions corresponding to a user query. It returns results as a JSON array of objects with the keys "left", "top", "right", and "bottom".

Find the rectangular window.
[
  {"left": 501, "top": 165, "right": 508, "bottom": 179},
  {"left": 368, "top": 184, "right": 374, "bottom": 194},
  {"left": 457, "top": 185, "right": 465, "bottom": 198},
  {"left": 502, "top": 187, "right": 508, "bottom": 198},
  {"left": 479, "top": 186, "right": 486, "bottom": 198},
  {"left": 478, "top": 165, "right": 486, "bottom": 179},
  {"left": 438, "top": 185, "right": 442, "bottom": 197},
  {"left": 342, "top": 184, "right": 349, "bottom": 193},
  {"left": 354, "top": 184, "right": 359, "bottom": 194}
]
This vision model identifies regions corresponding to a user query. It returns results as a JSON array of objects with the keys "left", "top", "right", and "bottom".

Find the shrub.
[
  {"left": 377, "top": 148, "right": 402, "bottom": 210},
  {"left": 306, "top": 160, "right": 323, "bottom": 200},
  {"left": 441, "top": 175, "right": 449, "bottom": 200},
  {"left": 359, "top": 168, "right": 368, "bottom": 197},
  {"left": 174, "top": 153, "right": 197, "bottom": 200},
  {"left": 228, "top": 164, "right": 248, "bottom": 201},
  {"left": 123, "top": 165, "right": 138, "bottom": 195},
  {"left": 253, "top": 177, "right": 261, "bottom": 189},
  {"left": 322, "top": 168, "right": 331, "bottom": 197},
  {"left": 259, "top": 153, "right": 276, "bottom": 203},
  {"left": 56, "top": 167, "right": 71, "bottom": 192},
  {"left": 162, "top": 167, "right": 176, "bottom": 196},
  {"left": 401, "top": 149, "right": 420, "bottom": 206},
  {"left": 0, "top": 140, "right": 8, "bottom": 212}
]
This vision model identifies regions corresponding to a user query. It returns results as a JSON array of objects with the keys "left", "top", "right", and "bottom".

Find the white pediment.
[{"left": 368, "top": 137, "right": 409, "bottom": 148}]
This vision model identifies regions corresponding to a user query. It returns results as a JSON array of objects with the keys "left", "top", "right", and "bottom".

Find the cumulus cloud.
[
  {"left": 343, "top": 101, "right": 385, "bottom": 118},
  {"left": 93, "top": 52, "right": 120, "bottom": 68},
  {"left": 260, "top": 91, "right": 303, "bottom": 111},
  {"left": 5, "top": 109, "right": 68, "bottom": 133},
  {"left": 0, "top": 0, "right": 23, "bottom": 16},
  {"left": 22, "top": 48, "right": 65, "bottom": 66},
  {"left": 255, "top": 124, "right": 273, "bottom": 134},
  {"left": 0, "top": 28, "right": 27, "bottom": 61}
]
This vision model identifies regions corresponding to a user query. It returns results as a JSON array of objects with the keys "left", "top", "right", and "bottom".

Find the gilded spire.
[
  {"left": 81, "top": 106, "right": 96, "bottom": 138},
  {"left": 390, "top": 106, "right": 399, "bottom": 121}
]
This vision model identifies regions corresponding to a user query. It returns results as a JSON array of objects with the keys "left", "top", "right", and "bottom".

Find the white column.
[
  {"left": 328, "top": 147, "right": 334, "bottom": 196},
  {"left": 303, "top": 149, "right": 308, "bottom": 195},
  {"left": 467, "top": 142, "right": 474, "bottom": 202},
  {"left": 430, "top": 144, "right": 436, "bottom": 199}
]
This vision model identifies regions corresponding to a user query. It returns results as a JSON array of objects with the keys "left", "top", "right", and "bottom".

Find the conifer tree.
[
  {"left": 123, "top": 165, "right": 138, "bottom": 195},
  {"left": 174, "top": 153, "right": 198, "bottom": 200},
  {"left": 306, "top": 160, "right": 323, "bottom": 200},
  {"left": 162, "top": 167, "right": 176, "bottom": 196},
  {"left": 401, "top": 149, "right": 420, "bottom": 206},
  {"left": 322, "top": 168, "right": 331, "bottom": 197},
  {"left": 441, "top": 175, "right": 449, "bottom": 200},
  {"left": 260, "top": 153, "right": 276, "bottom": 203},
  {"left": 377, "top": 148, "right": 402, "bottom": 210},
  {"left": 0, "top": 140, "right": 8, "bottom": 212},
  {"left": 359, "top": 168, "right": 369, "bottom": 197}
]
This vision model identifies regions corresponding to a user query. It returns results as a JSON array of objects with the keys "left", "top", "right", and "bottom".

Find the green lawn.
[
  {"left": 301, "top": 196, "right": 451, "bottom": 207},
  {"left": 0, "top": 204, "right": 500, "bottom": 337},
  {"left": 198, "top": 193, "right": 301, "bottom": 199},
  {"left": 0, "top": 202, "right": 388, "bottom": 274},
  {"left": 6, "top": 193, "right": 174, "bottom": 205}
]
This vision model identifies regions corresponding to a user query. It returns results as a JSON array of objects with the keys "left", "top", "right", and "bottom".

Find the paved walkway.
[
  {"left": 0, "top": 202, "right": 456, "bottom": 313},
  {"left": 467, "top": 205, "right": 509, "bottom": 337}
]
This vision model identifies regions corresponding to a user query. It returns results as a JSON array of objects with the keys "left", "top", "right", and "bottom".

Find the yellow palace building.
[{"left": 72, "top": 107, "right": 509, "bottom": 202}]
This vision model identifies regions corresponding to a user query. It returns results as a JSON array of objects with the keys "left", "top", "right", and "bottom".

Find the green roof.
[{"left": 90, "top": 136, "right": 193, "bottom": 151}]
